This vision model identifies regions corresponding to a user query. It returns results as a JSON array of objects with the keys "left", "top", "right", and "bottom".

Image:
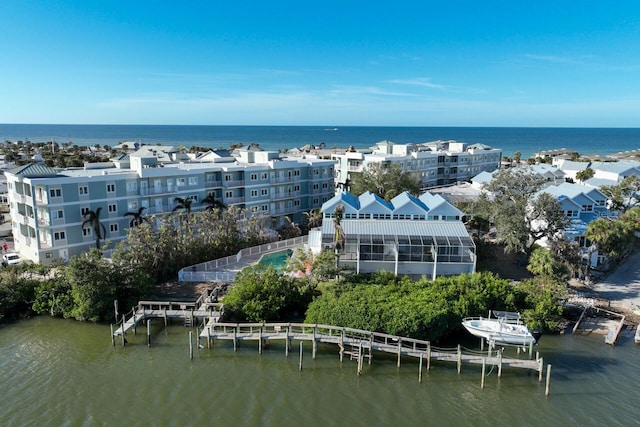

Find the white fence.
[{"left": 178, "top": 235, "right": 308, "bottom": 283}]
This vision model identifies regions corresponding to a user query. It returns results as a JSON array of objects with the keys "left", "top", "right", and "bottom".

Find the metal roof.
[
  {"left": 8, "top": 162, "right": 59, "bottom": 178},
  {"left": 322, "top": 220, "right": 473, "bottom": 245}
]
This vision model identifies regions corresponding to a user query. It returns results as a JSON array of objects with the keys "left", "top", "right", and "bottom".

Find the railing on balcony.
[
  {"left": 223, "top": 180, "right": 245, "bottom": 187},
  {"left": 205, "top": 180, "right": 223, "bottom": 188},
  {"left": 271, "top": 176, "right": 294, "bottom": 184},
  {"left": 223, "top": 196, "right": 245, "bottom": 205},
  {"left": 273, "top": 191, "right": 301, "bottom": 200}
]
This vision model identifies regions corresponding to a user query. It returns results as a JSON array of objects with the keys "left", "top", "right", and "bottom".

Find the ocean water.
[{"left": 1, "top": 124, "right": 640, "bottom": 159}]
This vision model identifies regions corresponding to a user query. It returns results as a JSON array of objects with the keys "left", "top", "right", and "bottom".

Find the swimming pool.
[{"left": 257, "top": 249, "right": 293, "bottom": 271}]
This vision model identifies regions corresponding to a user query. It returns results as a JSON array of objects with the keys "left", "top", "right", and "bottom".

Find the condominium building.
[
  {"left": 5, "top": 147, "right": 335, "bottom": 264},
  {"left": 333, "top": 140, "right": 502, "bottom": 190}
]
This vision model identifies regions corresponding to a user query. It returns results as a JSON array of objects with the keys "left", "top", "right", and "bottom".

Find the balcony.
[
  {"left": 273, "top": 191, "right": 301, "bottom": 200},
  {"left": 270, "top": 176, "right": 300, "bottom": 184},
  {"left": 223, "top": 180, "right": 245, "bottom": 188},
  {"left": 223, "top": 196, "right": 245, "bottom": 205},
  {"left": 205, "top": 180, "right": 223, "bottom": 188}
]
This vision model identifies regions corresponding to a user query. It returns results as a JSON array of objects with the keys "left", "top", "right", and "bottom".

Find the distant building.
[
  {"left": 537, "top": 182, "right": 612, "bottom": 267},
  {"left": 309, "top": 190, "right": 476, "bottom": 277},
  {"left": 332, "top": 140, "right": 502, "bottom": 191},
  {"left": 5, "top": 146, "right": 334, "bottom": 264}
]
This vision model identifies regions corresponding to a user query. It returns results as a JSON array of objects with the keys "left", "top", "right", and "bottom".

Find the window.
[
  {"left": 128, "top": 201, "right": 138, "bottom": 210},
  {"left": 49, "top": 188, "right": 62, "bottom": 198},
  {"left": 54, "top": 231, "right": 66, "bottom": 240},
  {"left": 126, "top": 182, "right": 137, "bottom": 192},
  {"left": 261, "top": 205, "right": 269, "bottom": 211},
  {"left": 294, "top": 200, "right": 300, "bottom": 207},
  {"left": 107, "top": 184, "right": 116, "bottom": 193},
  {"left": 322, "top": 183, "right": 328, "bottom": 189},
  {"left": 110, "top": 224, "right": 119, "bottom": 233},
  {"left": 225, "top": 191, "right": 233, "bottom": 198},
  {"left": 261, "top": 189, "right": 268, "bottom": 196},
  {"left": 79, "top": 186, "right": 89, "bottom": 195},
  {"left": 294, "top": 170, "right": 300, "bottom": 176},
  {"left": 250, "top": 190, "right": 258, "bottom": 197},
  {"left": 82, "top": 227, "right": 92, "bottom": 237},
  {"left": 53, "top": 210, "right": 64, "bottom": 220},
  {"left": 294, "top": 185, "right": 300, "bottom": 192},
  {"left": 313, "top": 198, "right": 319, "bottom": 205},
  {"left": 188, "top": 177, "right": 198, "bottom": 185},
  {"left": 261, "top": 172, "right": 268, "bottom": 180},
  {"left": 313, "top": 169, "right": 319, "bottom": 175},
  {"left": 250, "top": 173, "right": 258, "bottom": 181},
  {"left": 224, "top": 174, "right": 232, "bottom": 181},
  {"left": 177, "top": 178, "right": 186, "bottom": 186},
  {"left": 81, "top": 207, "right": 90, "bottom": 216},
  {"left": 108, "top": 204, "right": 117, "bottom": 213},
  {"left": 312, "top": 184, "right": 319, "bottom": 190}
]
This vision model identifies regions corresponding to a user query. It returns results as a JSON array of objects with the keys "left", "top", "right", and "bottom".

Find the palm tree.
[
  {"left": 333, "top": 204, "right": 346, "bottom": 253},
  {"left": 303, "top": 209, "right": 323, "bottom": 229},
  {"left": 123, "top": 206, "right": 149, "bottom": 228},
  {"left": 201, "top": 193, "right": 226, "bottom": 212},
  {"left": 82, "top": 207, "right": 107, "bottom": 249},
  {"left": 172, "top": 197, "right": 194, "bottom": 215}
]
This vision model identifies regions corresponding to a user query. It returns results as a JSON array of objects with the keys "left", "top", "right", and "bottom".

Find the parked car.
[{"left": 2, "top": 252, "right": 21, "bottom": 266}]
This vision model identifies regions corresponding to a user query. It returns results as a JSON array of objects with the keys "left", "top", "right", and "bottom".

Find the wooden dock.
[
  {"left": 198, "top": 321, "right": 544, "bottom": 376},
  {"left": 572, "top": 305, "right": 626, "bottom": 345},
  {"left": 111, "top": 294, "right": 224, "bottom": 340},
  {"left": 111, "top": 294, "right": 551, "bottom": 391}
]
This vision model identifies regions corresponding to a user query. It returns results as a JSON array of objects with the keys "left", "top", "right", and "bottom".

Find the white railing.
[{"left": 177, "top": 235, "right": 308, "bottom": 282}]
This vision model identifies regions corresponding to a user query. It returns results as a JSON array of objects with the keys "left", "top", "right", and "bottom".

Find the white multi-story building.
[
  {"left": 333, "top": 140, "right": 502, "bottom": 190},
  {"left": 309, "top": 190, "right": 476, "bottom": 277},
  {"left": 6, "top": 147, "right": 335, "bottom": 264}
]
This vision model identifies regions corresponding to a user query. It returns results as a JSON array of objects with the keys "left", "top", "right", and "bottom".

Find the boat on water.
[
  {"left": 462, "top": 311, "right": 537, "bottom": 346},
  {"left": 635, "top": 324, "right": 640, "bottom": 344}
]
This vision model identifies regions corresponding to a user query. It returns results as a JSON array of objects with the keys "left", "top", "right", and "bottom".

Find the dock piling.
[
  {"left": 419, "top": 353, "right": 423, "bottom": 383},
  {"left": 147, "top": 319, "right": 151, "bottom": 347},
  {"left": 299, "top": 342, "right": 303, "bottom": 371},
  {"left": 189, "top": 331, "right": 194, "bottom": 360},
  {"left": 481, "top": 358, "right": 486, "bottom": 389},
  {"left": 545, "top": 364, "right": 552, "bottom": 396}
]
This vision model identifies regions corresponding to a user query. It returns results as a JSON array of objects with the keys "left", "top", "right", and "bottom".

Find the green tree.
[
  {"left": 575, "top": 167, "right": 595, "bottom": 183},
  {"left": 483, "top": 169, "right": 567, "bottom": 259},
  {"left": 585, "top": 217, "right": 634, "bottom": 263},
  {"left": 350, "top": 162, "right": 421, "bottom": 201},
  {"left": 172, "top": 197, "right": 194, "bottom": 215},
  {"left": 513, "top": 151, "right": 522, "bottom": 164},
  {"left": 223, "top": 265, "right": 315, "bottom": 322},
  {"left": 303, "top": 208, "right": 323, "bottom": 229},
  {"left": 527, "top": 247, "right": 569, "bottom": 285},
  {"left": 123, "top": 206, "right": 149, "bottom": 228},
  {"left": 65, "top": 249, "right": 119, "bottom": 321},
  {"left": 201, "top": 193, "right": 226, "bottom": 212},
  {"left": 600, "top": 175, "right": 640, "bottom": 212},
  {"left": 82, "top": 207, "right": 107, "bottom": 249},
  {"left": 278, "top": 216, "right": 302, "bottom": 240}
]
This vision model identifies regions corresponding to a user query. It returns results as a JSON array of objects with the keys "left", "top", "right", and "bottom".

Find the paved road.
[{"left": 592, "top": 251, "right": 640, "bottom": 313}]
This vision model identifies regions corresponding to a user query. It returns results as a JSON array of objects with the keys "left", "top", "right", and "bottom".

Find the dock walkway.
[{"left": 199, "top": 321, "right": 543, "bottom": 375}]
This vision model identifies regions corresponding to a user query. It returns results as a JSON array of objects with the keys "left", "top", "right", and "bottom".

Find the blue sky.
[{"left": 2, "top": 1, "right": 640, "bottom": 127}]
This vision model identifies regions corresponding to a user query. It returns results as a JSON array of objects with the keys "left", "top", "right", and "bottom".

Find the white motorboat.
[
  {"left": 635, "top": 324, "right": 640, "bottom": 344},
  {"left": 462, "top": 311, "right": 537, "bottom": 346}
]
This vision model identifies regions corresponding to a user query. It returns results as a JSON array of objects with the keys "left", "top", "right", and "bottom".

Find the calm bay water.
[
  {"left": 1, "top": 317, "right": 638, "bottom": 426},
  {"left": 1, "top": 124, "right": 640, "bottom": 159}
]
